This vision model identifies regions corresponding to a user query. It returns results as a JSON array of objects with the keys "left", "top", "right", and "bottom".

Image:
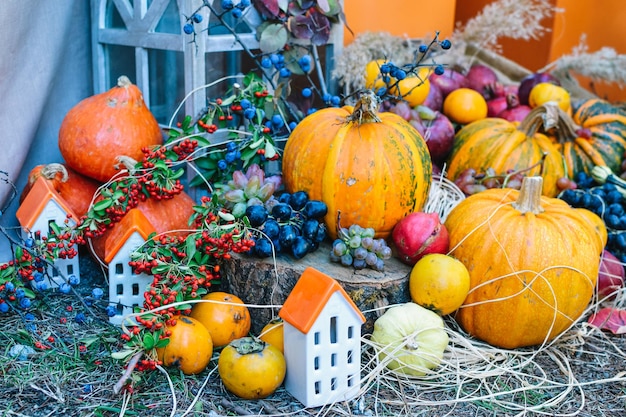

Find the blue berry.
[
  {"left": 15, "top": 289, "right": 25, "bottom": 299},
  {"left": 395, "top": 69, "right": 406, "bottom": 80},
  {"left": 106, "top": 305, "right": 117, "bottom": 317},
  {"left": 231, "top": 8, "right": 242, "bottom": 18},
  {"left": 260, "top": 56, "right": 272, "bottom": 68},
  {"left": 221, "top": 0, "right": 234, "bottom": 9},
  {"left": 418, "top": 44, "right": 428, "bottom": 53},
  {"left": 19, "top": 298, "right": 32, "bottom": 309},
  {"left": 322, "top": 93, "right": 332, "bottom": 103},
  {"left": 376, "top": 87, "right": 387, "bottom": 96},
  {"left": 34, "top": 281, "right": 49, "bottom": 292},
  {"left": 5, "top": 282, "right": 15, "bottom": 292},
  {"left": 240, "top": 0, "right": 251, "bottom": 7},
  {"left": 240, "top": 98, "right": 251, "bottom": 109},
  {"left": 24, "top": 238, "right": 34, "bottom": 248},
  {"left": 183, "top": 23, "right": 194, "bottom": 35},
  {"left": 68, "top": 274, "right": 79, "bottom": 286},
  {"left": 224, "top": 151, "right": 238, "bottom": 164},
  {"left": 92, "top": 287, "right": 104, "bottom": 299},
  {"left": 307, "top": 108, "right": 317, "bottom": 115},
  {"left": 288, "top": 121, "right": 297, "bottom": 130},
  {"left": 279, "top": 68, "right": 291, "bottom": 78},
  {"left": 218, "top": 159, "right": 228, "bottom": 170},
  {"left": 271, "top": 114, "right": 284, "bottom": 128},
  {"left": 192, "top": 13, "right": 203, "bottom": 23},
  {"left": 0, "top": 302, "right": 8, "bottom": 313},
  {"left": 75, "top": 313, "right": 86, "bottom": 324},
  {"left": 24, "top": 313, "right": 35, "bottom": 321},
  {"left": 302, "top": 87, "right": 312, "bottom": 98},
  {"left": 243, "top": 107, "right": 256, "bottom": 120},
  {"left": 379, "top": 63, "right": 390, "bottom": 74},
  {"left": 82, "top": 384, "right": 93, "bottom": 394},
  {"left": 59, "top": 283, "right": 72, "bottom": 294},
  {"left": 226, "top": 141, "right": 237, "bottom": 152},
  {"left": 440, "top": 39, "right": 452, "bottom": 49},
  {"left": 434, "top": 65, "right": 445, "bottom": 75},
  {"left": 33, "top": 272, "right": 44, "bottom": 282},
  {"left": 269, "top": 53, "right": 280, "bottom": 65},
  {"left": 330, "top": 95, "right": 341, "bottom": 106}
]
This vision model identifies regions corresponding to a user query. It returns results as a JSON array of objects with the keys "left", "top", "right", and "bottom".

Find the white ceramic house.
[
  {"left": 16, "top": 177, "right": 80, "bottom": 286},
  {"left": 279, "top": 267, "right": 366, "bottom": 408},
  {"left": 102, "top": 208, "right": 156, "bottom": 326}
]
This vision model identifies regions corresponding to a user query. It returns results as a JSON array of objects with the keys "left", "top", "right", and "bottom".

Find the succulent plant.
[{"left": 215, "top": 164, "right": 282, "bottom": 218}]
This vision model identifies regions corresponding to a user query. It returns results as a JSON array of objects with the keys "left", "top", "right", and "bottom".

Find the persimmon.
[{"left": 190, "top": 292, "right": 251, "bottom": 347}]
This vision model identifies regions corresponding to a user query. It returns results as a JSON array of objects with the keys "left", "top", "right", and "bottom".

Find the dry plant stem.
[
  {"left": 113, "top": 351, "right": 143, "bottom": 394},
  {"left": 220, "top": 398, "right": 252, "bottom": 415}
]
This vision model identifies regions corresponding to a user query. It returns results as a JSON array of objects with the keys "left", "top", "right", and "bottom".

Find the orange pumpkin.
[
  {"left": 446, "top": 105, "right": 566, "bottom": 197},
  {"left": 190, "top": 292, "right": 251, "bottom": 347},
  {"left": 58, "top": 75, "right": 163, "bottom": 182},
  {"left": 156, "top": 316, "right": 213, "bottom": 375},
  {"left": 19, "top": 163, "right": 101, "bottom": 217},
  {"left": 89, "top": 190, "right": 196, "bottom": 262},
  {"left": 445, "top": 176, "right": 602, "bottom": 348},
  {"left": 282, "top": 91, "right": 432, "bottom": 239}
]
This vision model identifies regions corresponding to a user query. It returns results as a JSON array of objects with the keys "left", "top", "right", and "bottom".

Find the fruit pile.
[{"left": 245, "top": 191, "right": 328, "bottom": 260}]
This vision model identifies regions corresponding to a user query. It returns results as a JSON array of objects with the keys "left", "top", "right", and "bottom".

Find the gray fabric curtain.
[{"left": 0, "top": 1, "right": 93, "bottom": 261}]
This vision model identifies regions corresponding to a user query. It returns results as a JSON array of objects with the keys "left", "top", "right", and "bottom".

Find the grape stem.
[{"left": 476, "top": 153, "right": 548, "bottom": 188}]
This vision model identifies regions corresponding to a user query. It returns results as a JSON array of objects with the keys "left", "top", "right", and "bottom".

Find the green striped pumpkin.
[
  {"left": 446, "top": 105, "right": 566, "bottom": 197},
  {"left": 552, "top": 99, "right": 626, "bottom": 178},
  {"left": 282, "top": 92, "right": 432, "bottom": 240}
]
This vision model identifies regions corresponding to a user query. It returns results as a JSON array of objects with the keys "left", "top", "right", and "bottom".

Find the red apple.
[{"left": 598, "top": 250, "right": 625, "bottom": 300}]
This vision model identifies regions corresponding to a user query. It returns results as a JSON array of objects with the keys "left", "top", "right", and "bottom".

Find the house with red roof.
[
  {"left": 16, "top": 177, "right": 80, "bottom": 287},
  {"left": 279, "top": 267, "right": 366, "bottom": 407}
]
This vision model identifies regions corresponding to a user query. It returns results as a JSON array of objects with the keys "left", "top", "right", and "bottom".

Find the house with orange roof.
[
  {"left": 279, "top": 267, "right": 366, "bottom": 408},
  {"left": 16, "top": 176, "right": 80, "bottom": 287},
  {"left": 103, "top": 208, "right": 156, "bottom": 326}
]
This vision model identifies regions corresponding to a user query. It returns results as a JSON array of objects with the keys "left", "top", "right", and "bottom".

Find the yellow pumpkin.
[
  {"left": 445, "top": 176, "right": 602, "bottom": 348},
  {"left": 282, "top": 91, "right": 432, "bottom": 239}
]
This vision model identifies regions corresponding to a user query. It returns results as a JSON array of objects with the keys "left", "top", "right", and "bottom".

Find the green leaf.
[
  {"left": 155, "top": 338, "right": 170, "bottom": 349},
  {"left": 111, "top": 349, "right": 136, "bottom": 361},
  {"left": 195, "top": 157, "right": 218, "bottom": 170},
  {"left": 185, "top": 236, "right": 196, "bottom": 261},
  {"left": 170, "top": 168, "right": 185, "bottom": 180},
  {"left": 142, "top": 333, "right": 155, "bottom": 350},
  {"left": 259, "top": 23, "right": 289, "bottom": 54},
  {"left": 265, "top": 142, "right": 277, "bottom": 159},
  {"left": 93, "top": 199, "right": 113, "bottom": 211},
  {"left": 176, "top": 303, "right": 192, "bottom": 311}
]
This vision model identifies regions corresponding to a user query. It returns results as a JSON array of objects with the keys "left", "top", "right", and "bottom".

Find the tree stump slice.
[{"left": 219, "top": 242, "right": 412, "bottom": 334}]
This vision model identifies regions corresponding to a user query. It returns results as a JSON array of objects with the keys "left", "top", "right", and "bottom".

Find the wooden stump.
[{"left": 219, "top": 242, "right": 412, "bottom": 334}]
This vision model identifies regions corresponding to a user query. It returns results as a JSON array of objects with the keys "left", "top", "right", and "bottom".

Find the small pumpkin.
[
  {"left": 156, "top": 316, "right": 213, "bottom": 375},
  {"left": 370, "top": 302, "right": 449, "bottom": 376},
  {"left": 218, "top": 337, "right": 286, "bottom": 399},
  {"left": 19, "top": 163, "right": 101, "bottom": 217},
  {"left": 446, "top": 105, "right": 566, "bottom": 197},
  {"left": 445, "top": 176, "right": 602, "bottom": 348},
  {"left": 282, "top": 91, "right": 432, "bottom": 239},
  {"left": 550, "top": 99, "right": 626, "bottom": 179},
  {"left": 58, "top": 75, "right": 163, "bottom": 182},
  {"left": 190, "top": 292, "right": 251, "bottom": 347},
  {"left": 258, "top": 318, "right": 284, "bottom": 353}
]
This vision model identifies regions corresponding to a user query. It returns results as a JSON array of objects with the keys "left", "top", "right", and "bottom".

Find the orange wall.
[{"left": 342, "top": 0, "right": 457, "bottom": 45}]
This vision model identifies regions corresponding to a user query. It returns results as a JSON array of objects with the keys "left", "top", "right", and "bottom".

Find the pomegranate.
[
  {"left": 391, "top": 212, "right": 449, "bottom": 266},
  {"left": 517, "top": 72, "right": 560, "bottom": 105},
  {"left": 465, "top": 64, "right": 499, "bottom": 100},
  {"left": 487, "top": 96, "right": 509, "bottom": 117},
  {"left": 497, "top": 94, "right": 532, "bottom": 122},
  {"left": 422, "top": 82, "right": 444, "bottom": 111},
  {"left": 415, "top": 106, "right": 455, "bottom": 164},
  {"left": 429, "top": 68, "right": 467, "bottom": 98},
  {"left": 598, "top": 250, "right": 625, "bottom": 300}
]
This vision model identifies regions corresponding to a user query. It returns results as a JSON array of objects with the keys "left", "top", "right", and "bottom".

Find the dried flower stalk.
[
  {"left": 545, "top": 36, "right": 626, "bottom": 89},
  {"left": 454, "top": 0, "right": 560, "bottom": 52}
]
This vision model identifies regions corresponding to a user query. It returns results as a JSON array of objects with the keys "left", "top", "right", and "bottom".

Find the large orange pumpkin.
[
  {"left": 444, "top": 176, "right": 603, "bottom": 349},
  {"left": 58, "top": 75, "right": 163, "bottom": 182},
  {"left": 446, "top": 105, "right": 566, "bottom": 197},
  {"left": 19, "top": 163, "right": 101, "bottom": 217},
  {"left": 282, "top": 91, "right": 432, "bottom": 239}
]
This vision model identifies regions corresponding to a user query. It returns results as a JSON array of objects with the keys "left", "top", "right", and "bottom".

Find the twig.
[
  {"left": 113, "top": 351, "right": 142, "bottom": 394},
  {"left": 220, "top": 398, "right": 252, "bottom": 415}
]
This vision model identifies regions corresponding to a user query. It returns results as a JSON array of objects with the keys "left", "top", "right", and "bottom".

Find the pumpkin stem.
[
  {"left": 517, "top": 103, "right": 560, "bottom": 136},
  {"left": 115, "top": 155, "right": 138, "bottom": 174},
  {"left": 40, "top": 163, "right": 69, "bottom": 182},
  {"left": 117, "top": 75, "right": 132, "bottom": 88},
  {"left": 347, "top": 90, "right": 382, "bottom": 124},
  {"left": 512, "top": 176, "right": 545, "bottom": 214}
]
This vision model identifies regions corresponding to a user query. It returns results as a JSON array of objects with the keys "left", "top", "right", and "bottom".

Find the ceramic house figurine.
[
  {"left": 16, "top": 177, "right": 80, "bottom": 286},
  {"left": 102, "top": 208, "right": 156, "bottom": 326},
  {"left": 279, "top": 267, "right": 366, "bottom": 408}
]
